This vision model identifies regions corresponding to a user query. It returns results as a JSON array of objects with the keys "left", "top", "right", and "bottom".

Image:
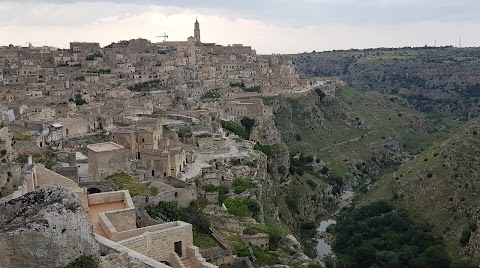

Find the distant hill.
[
  {"left": 362, "top": 117, "right": 480, "bottom": 263},
  {"left": 282, "top": 47, "right": 480, "bottom": 118}
]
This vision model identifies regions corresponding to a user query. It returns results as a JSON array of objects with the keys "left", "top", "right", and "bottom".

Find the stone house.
[
  {"left": 241, "top": 233, "right": 269, "bottom": 250},
  {"left": 57, "top": 117, "right": 89, "bottom": 138},
  {"left": 87, "top": 142, "right": 129, "bottom": 180},
  {"left": 139, "top": 147, "right": 186, "bottom": 179},
  {"left": 203, "top": 173, "right": 220, "bottom": 187},
  {"left": 205, "top": 191, "right": 219, "bottom": 204}
]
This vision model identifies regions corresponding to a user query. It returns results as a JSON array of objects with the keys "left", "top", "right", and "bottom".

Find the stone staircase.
[{"left": 180, "top": 257, "right": 196, "bottom": 268}]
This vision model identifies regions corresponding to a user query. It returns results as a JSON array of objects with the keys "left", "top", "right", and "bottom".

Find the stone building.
[
  {"left": 57, "top": 117, "right": 90, "bottom": 138},
  {"left": 87, "top": 142, "right": 129, "bottom": 180},
  {"left": 241, "top": 233, "right": 269, "bottom": 250},
  {"left": 111, "top": 120, "right": 163, "bottom": 160},
  {"left": 226, "top": 98, "right": 265, "bottom": 119},
  {"left": 139, "top": 147, "right": 186, "bottom": 179},
  {"left": 70, "top": 42, "right": 101, "bottom": 55}
]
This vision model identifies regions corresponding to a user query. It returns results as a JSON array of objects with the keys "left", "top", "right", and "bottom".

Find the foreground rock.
[
  {"left": 0, "top": 186, "right": 99, "bottom": 268},
  {"left": 100, "top": 253, "right": 150, "bottom": 268}
]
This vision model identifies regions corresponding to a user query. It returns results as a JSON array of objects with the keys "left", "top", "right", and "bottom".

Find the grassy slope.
[
  {"left": 361, "top": 117, "right": 480, "bottom": 262},
  {"left": 275, "top": 87, "right": 461, "bottom": 178}
]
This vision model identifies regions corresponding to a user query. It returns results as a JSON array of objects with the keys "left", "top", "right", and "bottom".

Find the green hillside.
[
  {"left": 362, "top": 117, "right": 480, "bottom": 263},
  {"left": 274, "top": 87, "right": 461, "bottom": 179}
]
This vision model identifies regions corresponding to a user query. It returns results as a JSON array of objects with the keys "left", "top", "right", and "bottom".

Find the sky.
[{"left": 0, "top": 0, "right": 479, "bottom": 54}]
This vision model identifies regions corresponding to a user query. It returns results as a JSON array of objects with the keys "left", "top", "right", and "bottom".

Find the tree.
[
  {"left": 460, "top": 228, "right": 471, "bottom": 246},
  {"left": 315, "top": 88, "right": 326, "bottom": 100},
  {"left": 74, "top": 93, "right": 87, "bottom": 106}
]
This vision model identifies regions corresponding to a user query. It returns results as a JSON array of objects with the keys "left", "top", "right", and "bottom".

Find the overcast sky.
[{"left": 0, "top": 0, "right": 478, "bottom": 54}]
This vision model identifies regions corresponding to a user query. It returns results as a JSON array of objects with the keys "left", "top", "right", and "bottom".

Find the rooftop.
[{"left": 87, "top": 142, "right": 125, "bottom": 152}]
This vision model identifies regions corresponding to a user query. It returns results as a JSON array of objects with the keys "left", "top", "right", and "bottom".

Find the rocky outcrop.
[
  {"left": 250, "top": 116, "right": 283, "bottom": 145},
  {"left": 0, "top": 186, "right": 99, "bottom": 268},
  {"left": 100, "top": 252, "right": 149, "bottom": 268}
]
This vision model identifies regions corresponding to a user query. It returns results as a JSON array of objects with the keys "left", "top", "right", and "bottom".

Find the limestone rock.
[
  {"left": 0, "top": 186, "right": 99, "bottom": 268},
  {"left": 283, "top": 234, "right": 301, "bottom": 250},
  {"left": 99, "top": 252, "right": 149, "bottom": 268}
]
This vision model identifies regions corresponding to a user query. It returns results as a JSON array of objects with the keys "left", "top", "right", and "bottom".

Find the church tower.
[{"left": 194, "top": 18, "right": 201, "bottom": 43}]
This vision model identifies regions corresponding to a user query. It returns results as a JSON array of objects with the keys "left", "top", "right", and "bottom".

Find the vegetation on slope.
[
  {"left": 361, "top": 118, "right": 480, "bottom": 263},
  {"left": 331, "top": 201, "right": 476, "bottom": 268},
  {"left": 107, "top": 173, "right": 158, "bottom": 197},
  {"left": 221, "top": 117, "right": 255, "bottom": 140},
  {"left": 275, "top": 87, "right": 460, "bottom": 180},
  {"left": 64, "top": 255, "right": 98, "bottom": 268}
]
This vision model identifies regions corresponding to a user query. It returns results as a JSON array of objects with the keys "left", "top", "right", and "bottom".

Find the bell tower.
[{"left": 194, "top": 18, "right": 201, "bottom": 43}]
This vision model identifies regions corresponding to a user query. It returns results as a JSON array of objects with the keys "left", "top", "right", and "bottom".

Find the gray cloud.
[{"left": 2, "top": 0, "right": 478, "bottom": 26}]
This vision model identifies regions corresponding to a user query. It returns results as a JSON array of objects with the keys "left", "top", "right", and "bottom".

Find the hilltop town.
[{"left": 0, "top": 19, "right": 334, "bottom": 268}]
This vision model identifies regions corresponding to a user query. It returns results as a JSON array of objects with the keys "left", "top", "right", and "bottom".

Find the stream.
[
  {"left": 316, "top": 191, "right": 354, "bottom": 259},
  {"left": 316, "top": 219, "right": 336, "bottom": 258}
]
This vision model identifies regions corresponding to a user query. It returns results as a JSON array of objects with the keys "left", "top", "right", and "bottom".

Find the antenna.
[
  {"left": 434, "top": 39, "right": 436, "bottom": 47},
  {"left": 459, "top": 36, "right": 462, "bottom": 48},
  {"left": 156, "top": 33, "right": 169, "bottom": 42}
]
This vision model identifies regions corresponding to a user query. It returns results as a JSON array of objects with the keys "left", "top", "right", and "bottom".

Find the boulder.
[{"left": 0, "top": 186, "right": 99, "bottom": 268}]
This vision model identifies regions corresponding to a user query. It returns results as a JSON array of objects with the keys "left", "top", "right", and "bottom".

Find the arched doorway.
[{"left": 87, "top": 188, "right": 101, "bottom": 194}]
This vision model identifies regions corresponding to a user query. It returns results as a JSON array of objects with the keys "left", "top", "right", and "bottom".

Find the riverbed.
[{"left": 316, "top": 219, "right": 336, "bottom": 258}]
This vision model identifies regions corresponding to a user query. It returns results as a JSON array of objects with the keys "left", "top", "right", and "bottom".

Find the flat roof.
[{"left": 87, "top": 142, "right": 125, "bottom": 152}]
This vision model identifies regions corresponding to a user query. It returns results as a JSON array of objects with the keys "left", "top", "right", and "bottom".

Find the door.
[{"left": 174, "top": 241, "right": 182, "bottom": 257}]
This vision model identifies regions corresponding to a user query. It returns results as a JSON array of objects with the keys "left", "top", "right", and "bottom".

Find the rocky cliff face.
[
  {"left": 250, "top": 104, "right": 332, "bottom": 232},
  {"left": 250, "top": 116, "right": 290, "bottom": 182},
  {"left": 0, "top": 187, "right": 99, "bottom": 268}
]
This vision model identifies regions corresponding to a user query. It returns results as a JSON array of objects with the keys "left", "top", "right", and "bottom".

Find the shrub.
[
  {"left": 221, "top": 120, "right": 249, "bottom": 139},
  {"left": 240, "top": 117, "right": 255, "bottom": 137},
  {"left": 233, "top": 178, "right": 256, "bottom": 194},
  {"left": 315, "top": 88, "right": 326, "bottom": 100},
  {"left": 320, "top": 166, "right": 329, "bottom": 174},
  {"left": 469, "top": 222, "right": 478, "bottom": 232},
  {"left": 286, "top": 197, "right": 298, "bottom": 211},
  {"left": 201, "top": 90, "right": 221, "bottom": 99},
  {"left": 193, "top": 231, "right": 217, "bottom": 249},
  {"left": 147, "top": 201, "right": 211, "bottom": 234},
  {"left": 224, "top": 198, "right": 260, "bottom": 218},
  {"left": 460, "top": 228, "right": 471, "bottom": 246},
  {"left": 65, "top": 255, "right": 98, "bottom": 268},
  {"left": 306, "top": 179, "right": 317, "bottom": 190},
  {"left": 254, "top": 143, "right": 274, "bottom": 157}
]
